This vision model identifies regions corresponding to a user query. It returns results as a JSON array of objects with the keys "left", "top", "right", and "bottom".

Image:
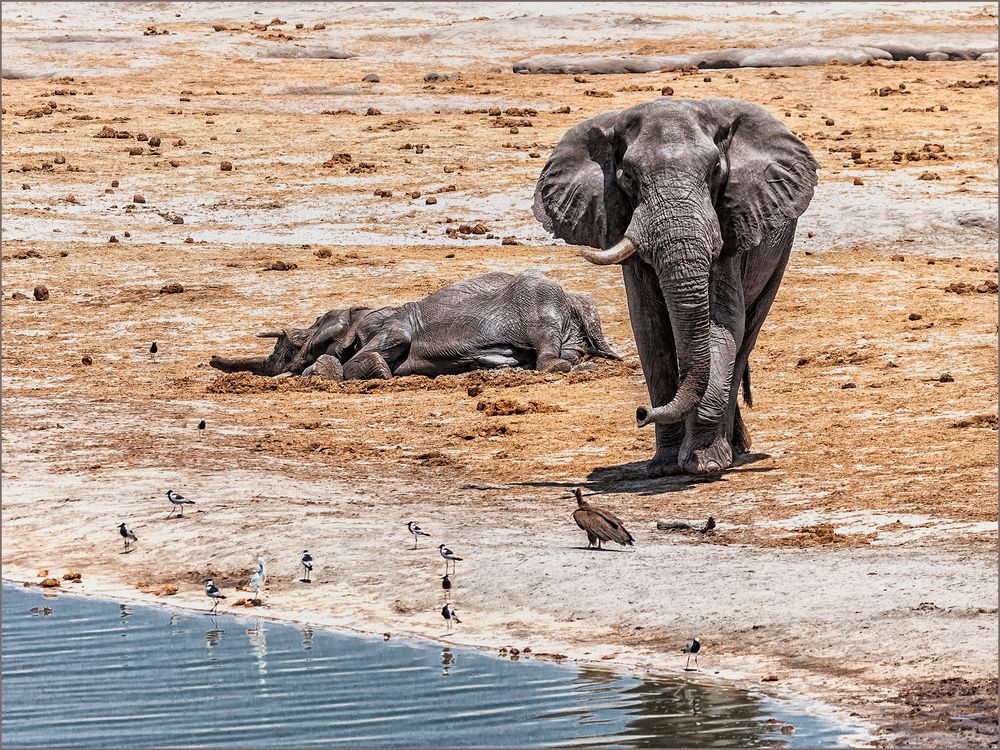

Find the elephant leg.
[
  {"left": 622, "top": 256, "right": 684, "bottom": 477},
  {"left": 678, "top": 253, "right": 746, "bottom": 474},
  {"left": 722, "top": 226, "right": 796, "bottom": 454},
  {"left": 342, "top": 323, "right": 411, "bottom": 380},
  {"left": 527, "top": 317, "right": 573, "bottom": 373}
]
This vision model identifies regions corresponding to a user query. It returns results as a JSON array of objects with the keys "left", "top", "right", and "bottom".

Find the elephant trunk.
[
  {"left": 632, "top": 195, "right": 719, "bottom": 427},
  {"left": 209, "top": 355, "right": 276, "bottom": 376}
]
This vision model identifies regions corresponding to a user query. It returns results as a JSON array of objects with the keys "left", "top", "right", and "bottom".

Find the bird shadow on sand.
[
  {"left": 509, "top": 452, "right": 772, "bottom": 497},
  {"left": 569, "top": 545, "right": 625, "bottom": 553}
]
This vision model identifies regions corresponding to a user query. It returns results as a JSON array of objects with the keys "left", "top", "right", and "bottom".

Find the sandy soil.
[{"left": 2, "top": 3, "right": 998, "bottom": 746}]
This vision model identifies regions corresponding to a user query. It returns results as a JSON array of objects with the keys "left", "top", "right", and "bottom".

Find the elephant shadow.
[{"left": 508, "top": 451, "right": 772, "bottom": 497}]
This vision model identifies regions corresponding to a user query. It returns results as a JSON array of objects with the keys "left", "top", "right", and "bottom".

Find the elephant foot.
[
  {"left": 343, "top": 351, "right": 392, "bottom": 380},
  {"left": 680, "top": 436, "right": 733, "bottom": 475},
  {"left": 306, "top": 354, "right": 344, "bottom": 381},
  {"left": 538, "top": 356, "right": 572, "bottom": 374},
  {"left": 646, "top": 451, "right": 683, "bottom": 478}
]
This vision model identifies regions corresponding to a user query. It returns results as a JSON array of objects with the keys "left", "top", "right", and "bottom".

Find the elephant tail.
[{"left": 741, "top": 364, "right": 753, "bottom": 408}]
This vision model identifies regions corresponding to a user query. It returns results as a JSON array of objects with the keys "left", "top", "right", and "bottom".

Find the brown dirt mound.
[
  {"left": 206, "top": 361, "right": 629, "bottom": 396},
  {"left": 772, "top": 523, "right": 877, "bottom": 547},
  {"left": 476, "top": 398, "right": 565, "bottom": 416}
]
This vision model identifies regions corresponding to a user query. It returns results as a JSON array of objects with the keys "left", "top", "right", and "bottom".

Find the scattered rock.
[
  {"left": 11, "top": 291, "right": 28, "bottom": 300},
  {"left": 133, "top": 193, "right": 146, "bottom": 203},
  {"left": 33, "top": 285, "right": 49, "bottom": 301},
  {"left": 476, "top": 398, "right": 564, "bottom": 416},
  {"left": 762, "top": 674, "right": 779, "bottom": 682},
  {"left": 891, "top": 254, "right": 905, "bottom": 261},
  {"left": 362, "top": 73, "right": 380, "bottom": 83},
  {"left": 918, "top": 171, "right": 940, "bottom": 180},
  {"left": 551, "top": 105, "right": 571, "bottom": 113},
  {"left": 315, "top": 248, "right": 332, "bottom": 258},
  {"left": 62, "top": 571, "right": 82, "bottom": 582},
  {"left": 39, "top": 577, "right": 60, "bottom": 588},
  {"left": 425, "top": 196, "right": 437, "bottom": 205},
  {"left": 265, "top": 261, "right": 297, "bottom": 271},
  {"left": 54, "top": 155, "right": 66, "bottom": 164},
  {"left": 220, "top": 160, "right": 232, "bottom": 171},
  {"left": 128, "top": 146, "right": 143, "bottom": 156},
  {"left": 108, "top": 235, "right": 119, "bottom": 243},
  {"left": 365, "top": 107, "right": 382, "bottom": 116},
  {"left": 81, "top": 355, "right": 93, "bottom": 365},
  {"left": 661, "top": 86, "right": 674, "bottom": 96},
  {"left": 159, "top": 283, "right": 184, "bottom": 294},
  {"left": 148, "top": 136, "right": 160, "bottom": 147},
  {"left": 939, "top": 373, "right": 954, "bottom": 383},
  {"left": 95, "top": 125, "right": 117, "bottom": 138},
  {"left": 908, "top": 313, "right": 922, "bottom": 321},
  {"left": 853, "top": 177, "right": 864, "bottom": 185}
]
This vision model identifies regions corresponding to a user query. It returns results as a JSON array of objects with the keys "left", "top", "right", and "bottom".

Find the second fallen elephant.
[{"left": 210, "top": 271, "right": 620, "bottom": 380}]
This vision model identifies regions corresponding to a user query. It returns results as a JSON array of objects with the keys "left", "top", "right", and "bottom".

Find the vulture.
[{"left": 571, "top": 487, "right": 634, "bottom": 549}]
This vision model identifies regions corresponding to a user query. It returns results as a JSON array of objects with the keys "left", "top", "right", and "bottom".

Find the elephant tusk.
[{"left": 578, "top": 236, "right": 637, "bottom": 265}]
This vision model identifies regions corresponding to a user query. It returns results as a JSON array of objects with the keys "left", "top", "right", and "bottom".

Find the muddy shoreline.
[{"left": 2, "top": 2, "right": 997, "bottom": 747}]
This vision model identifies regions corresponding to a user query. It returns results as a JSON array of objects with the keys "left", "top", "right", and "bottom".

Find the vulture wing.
[{"left": 573, "top": 505, "right": 634, "bottom": 546}]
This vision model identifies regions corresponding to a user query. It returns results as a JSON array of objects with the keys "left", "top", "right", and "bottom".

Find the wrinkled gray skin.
[
  {"left": 210, "top": 271, "right": 619, "bottom": 379},
  {"left": 534, "top": 98, "right": 818, "bottom": 476}
]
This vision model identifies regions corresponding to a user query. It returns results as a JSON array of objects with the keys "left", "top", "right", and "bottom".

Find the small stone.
[
  {"left": 853, "top": 177, "right": 864, "bottom": 186},
  {"left": 62, "top": 571, "right": 82, "bottom": 582},
  {"left": 365, "top": 107, "right": 381, "bottom": 116},
  {"left": 939, "top": 373, "right": 954, "bottom": 383},
  {"left": 661, "top": 86, "right": 674, "bottom": 96},
  {"left": 137, "top": 132, "right": 148, "bottom": 142},
  {"left": 841, "top": 382, "right": 856, "bottom": 389},
  {"left": 111, "top": 180, "right": 119, "bottom": 187},
  {"left": 315, "top": 248, "right": 332, "bottom": 258},
  {"left": 891, "top": 254, "right": 905, "bottom": 262},
  {"left": 212, "top": 24, "right": 226, "bottom": 31},
  {"left": 148, "top": 136, "right": 161, "bottom": 147},
  {"left": 761, "top": 674, "right": 779, "bottom": 682},
  {"left": 703, "top": 76, "right": 712, "bottom": 82},
  {"left": 159, "top": 283, "right": 185, "bottom": 294},
  {"left": 108, "top": 235, "right": 119, "bottom": 243},
  {"left": 174, "top": 138, "right": 186, "bottom": 147},
  {"left": 11, "top": 292, "right": 29, "bottom": 300},
  {"left": 908, "top": 313, "right": 922, "bottom": 321},
  {"left": 362, "top": 73, "right": 380, "bottom": 83},
  {"left": 408, "top": 190, "right": 421, "bottom": 199},
  {"left": 425, "top": 196, "right": 437, "bottom": 205},
  {"left": 54, "top": 155, "right": 66, "bottom": 164},
  {"left": 184, "top": 237, "right": 194, "bottom": 244},
  {"left": 471, "top": 223, "right": 488, "bottom": 234},
  {"left": 824, "top": 118, "right": 835, "bottom": 126},
  {"left": 81, "top": 355, "right": 93, "bottom": 365},
  {"left": 21, "top": 184, "right": 29, "bottom": 190},
  {"left": 528, "top": 151, "right": 540, "bottom": 158},
  {"left": 220, "top": 161, "right": 232, "bottom": 171},
  {"left": 807, "top": 231, "right": 816, "bottom": 238},
  {"left": 168, "top": 159, "right": 180, "bottom": 167},
  {"left": 509, "top": 127, "right": 519, "bottom": 134},
  {"left": 33, "top": 285, "right": 49, "bottom": 301},
  {"left": 95, "top": 125, "right": 117, "bottom": 138},
  {"left": 552, "top": 105, "right": 571, "bottom": 114},
  {"left": 133, "top": 193, "right": 146, "bottom": 204},
  {"left": 313, "top": 22, "right": 325, "bottom": 30},
  {"left": 129, "top": 146, "right": 143, "bottom": 156},
  {"left": 40, "top": 577, "right": 61, "bottom": 588},
  {"left": 917, "top": 171, "right": 940, "bottom": 181},
  {"left": 781, "top": 726, "right": 795, "bottom": 735}
]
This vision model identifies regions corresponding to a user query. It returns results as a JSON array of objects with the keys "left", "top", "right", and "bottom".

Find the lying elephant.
[
  {"left": 210, "top": 271, "right": 620, "bottom": 379},
  {"left": 534, "top": 98, "right": 819, "bottom": 476}
]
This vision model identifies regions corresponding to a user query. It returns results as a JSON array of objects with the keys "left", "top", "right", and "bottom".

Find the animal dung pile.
[{"left": 475, "top": 398, "right": 565, "bottom": 416}]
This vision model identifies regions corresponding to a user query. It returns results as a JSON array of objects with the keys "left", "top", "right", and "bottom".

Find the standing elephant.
[{"left": 533, "top": 98, "right": 818, "bottom": 476}]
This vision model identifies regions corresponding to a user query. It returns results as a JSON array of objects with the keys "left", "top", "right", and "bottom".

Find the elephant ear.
[
  {"left": 709, "top": 99, "right": 819, "bottom": 254},
  {"left": 533, "top": 110, "right": 632, "bottom": 249}
]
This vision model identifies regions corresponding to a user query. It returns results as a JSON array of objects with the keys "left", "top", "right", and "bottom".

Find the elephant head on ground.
[{"left": 534, "top": 97, "right": 818, "bottom": 476}]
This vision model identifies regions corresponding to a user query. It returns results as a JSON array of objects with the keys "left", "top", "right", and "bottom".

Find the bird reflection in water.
[
  {"left": 301, "top": 625, "right": 313, "bottom": 652},
  {"left": 205, "top": 622, "right": 224, "bottom": 649},
  {"left": 441, "top": 647, "right": 455, "bottom": 676},
  {"left": 119, "top": 604, "right": 132, "bottom": 620},
  {"left": 247, "top": 618, "right": 269, "bottom": 688}
]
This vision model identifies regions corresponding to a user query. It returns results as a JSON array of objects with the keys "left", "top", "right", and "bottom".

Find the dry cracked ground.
[{"left": 2, "top": 3, "right": 998, "bottom": 747}]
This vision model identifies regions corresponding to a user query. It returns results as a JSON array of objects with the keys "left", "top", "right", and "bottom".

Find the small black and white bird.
[
  {"left": 301, "top": 550, "right": 313, "bottom": 582},
  {"left": 118, "top": 522, "right": 137, "bottom": 552},
  {"left": 442, "top": 603, "right": 461, "bottom": 631},
  {"left": 197, "top": 419, "right": 206, "bottom": 439},
  {"left": 149, "top": 341, "right": 158, "bottom": 362},
  {"left": 441, "top": 573, "right": 452, "bottom": 599},
  {"left": 683, "top": 636, "right": 701, "bottom": 670},
  {"left": 701, "top": 517, "right": 716, "bottom": 534},
  {"left": 439, "top": 544, "right": 462, "bottom": 575},
  {"left": 249, "top": 559, "right": 266, "bottom": 603},
  {"left": 407, "top": 521, "right": 430, "bottom": 549},
  {"left": 165, "top": 490, "right": 195, "bottom": 518},
  {"left": 205, "top": 578, "right": 226, "bottom": 612}
]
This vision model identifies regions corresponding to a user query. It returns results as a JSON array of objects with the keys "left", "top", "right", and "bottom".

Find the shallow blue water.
[{"left": 2, "top": 584, "right": 865, "bottom": 747}]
